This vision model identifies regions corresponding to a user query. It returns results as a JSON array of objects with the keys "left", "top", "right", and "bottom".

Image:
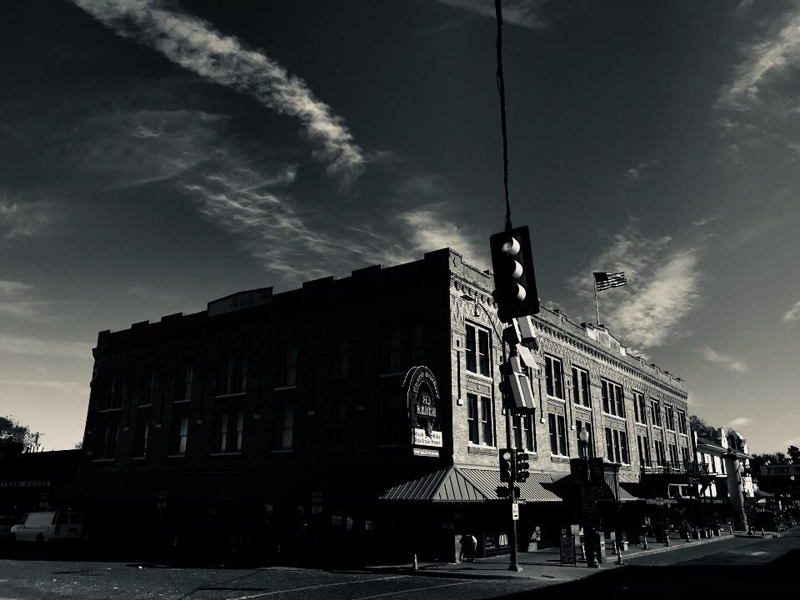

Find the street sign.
[
  {"left": 511, "top": 503, "right": 519, "bottom": 521},
  {"left": 158, "top": 490, "right": 168, "bottom": 500},
  {"left": 760, "top": 464, "right": 800, "bottom": 476},
  {"left": 311, "top": 492, "right": 323, "bottom": 503},
  {"left": 311, "top": 506, "right": 323, "bottom": 514},
  {"left": 157, "top": 501, "right": 166, "bottom": 509}
]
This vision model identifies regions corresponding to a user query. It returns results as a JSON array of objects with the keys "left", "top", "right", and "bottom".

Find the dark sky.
[{"left": 1, "top": 0, "right": 799, "bottom": 453}]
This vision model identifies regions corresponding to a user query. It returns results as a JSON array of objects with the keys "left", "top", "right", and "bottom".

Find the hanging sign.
[{"left": 403, "top": 366, "right": 443, "bottom": 450}]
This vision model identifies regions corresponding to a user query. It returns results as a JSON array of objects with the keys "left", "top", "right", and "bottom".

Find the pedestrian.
[{"left": 459, "top": 533, "right": 477, "bottom": 563}]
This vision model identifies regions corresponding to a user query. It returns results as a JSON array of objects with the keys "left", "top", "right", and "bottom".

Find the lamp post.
[
  {"left": 461, "top": 294, "right": 522, "bottom": 572},
  {"left": 579, "top": 429, "right": 599, "bottom": 568}
]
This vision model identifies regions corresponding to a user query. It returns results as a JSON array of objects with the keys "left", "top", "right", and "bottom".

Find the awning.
[
  {"left": 379, "top": 466, "right": 562, "bottom": 503},
  {"left": 617, "top": 483, "right": 641, "bottom": 502}
]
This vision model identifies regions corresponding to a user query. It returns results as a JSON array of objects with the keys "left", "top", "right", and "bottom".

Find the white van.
[{"left": 10, "top": 511, "right": 83, "bottom": 543}]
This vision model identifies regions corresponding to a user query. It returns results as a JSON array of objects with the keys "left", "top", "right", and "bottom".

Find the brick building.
[{"left": 74, "top": 249, "right": 690, "bottom": 561}]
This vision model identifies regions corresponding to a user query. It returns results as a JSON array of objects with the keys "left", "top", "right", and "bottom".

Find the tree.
[
  {"left": 689, "top": 415, "right": 719, "bottom": 441},
  {"left": 0, "top": 416, "right": 35, "bottom": 449},
  {"left": 788, "top": 445, "right": 800, "bottom": 464}
]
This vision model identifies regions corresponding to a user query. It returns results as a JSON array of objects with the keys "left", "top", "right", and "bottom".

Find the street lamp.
[
  {"left": 578, "top": 429, "right": 599, "bottom": 568},
  {"left": 460, "top": 294, "right": 522, "bottom": 572}
]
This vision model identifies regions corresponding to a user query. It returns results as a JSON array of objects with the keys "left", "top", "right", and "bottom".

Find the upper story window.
[
  {"left": 332, "top": 335, "right": 349, "bottom": 378},
  {"left": 465, "top": 323, "right": 491, "bottom": 377},
  {"left": 544, "top": 355, "right": 564, "bottom": 400},
  {"left": 650, "top": 398, "right": 662, "bottom": 428},
  {"left": 575, "top": 419, "right": 593, "bottom": 458},
  {"left": 668, "top": 443, "right": 679, "bottom": 464},
  {"left": 467, "top": 393, "right": 494, "bottom": 446},
  {"left": 133, "top": 420, "right": 149, "bottom": 458},
  {"left": 601, "top": 379, "right": 624, "bottom": 417},
  {"left": 513, "top": 414, "right": 535, "bottom": 452},
  {"left": 572, "top": 367, "right": 590, "bottom": 407},
  {"left": 637, "top": 434, "right": 651, "bottom": 467},
  {"left": 331, "top": 401, "right": 347, "bottom": 449},
  {"left": 654, "top": 439, "right": 666, "bottom": 466},
  {"left": 215, "top": 412, "right": 244, "bottom": 454},
  {"left": 665, "top": 405, "right": 676, "bottom": 431},
  {"left": 548, "top": 413, "right": 568, "bottom": 456},
  {"left": 677, "top": 409, "right": 687, "bottom": 435},
  {"left": 218, "top": 353, "right": 247, "bottom": 396},
  {"left": 140, "top": 369, "right": 155, "bottom": 406},
  {"left": 604, "top": 427, "right": 630, "bottom": 464},
  {"left": 681, "top": 445, "right": 690, "bottom": 465},
  {"left": 633, "top": 391, "right": 647, "bottom": 424},
  {"left": 170, "top": 416, "right": 189, "bottom": 456},
  {"left": 178, "top": 364, "right": 194, "bottom": 401},
  {"left": 101, "top": 374, "right": 123, "bottom": 411},
  {"left": 95, "top": 423, "right": 118, "bottom": 459},
  {"left": 385, "top": 325, "right": 424, "bottom": 374},
  {"left": 278, "top": 344, "right": 298, "bottom": 387},
  {"left": 275, "top": 406, "right": 294, "bottom": 450}
]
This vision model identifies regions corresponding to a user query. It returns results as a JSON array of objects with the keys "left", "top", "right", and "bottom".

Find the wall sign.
[{"left": 403, "top": 366, "right": 443, "bottom": 451}]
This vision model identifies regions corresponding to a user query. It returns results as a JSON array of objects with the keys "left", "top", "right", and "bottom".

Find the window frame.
[
  {"left": 544, "top": 355, "right": 565, "bottom": 400},
  {"left": 217, "top": 353, "right": 247, "bottom": 397},
  {"left": 601, "top": 379, "right": 625, "bottom": 418},
  {"left": 571, "top": 367, "right": 590, "bottom": 407},
  {"left": 650, "top": 399, "right": 662, "bottom": 428},
  {"left": 548, "top": 413, "right": 568, "bottom": 457},
  {"left": 465, "top": 323, "right": 491, "bottom": 378}
]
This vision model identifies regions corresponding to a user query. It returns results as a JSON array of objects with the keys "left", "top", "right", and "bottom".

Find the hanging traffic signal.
[
  {"left": 489, "top": 226, "right": 539, "bottom": 323},
  {"left": 496, "top": 486, "right": 521, "bottom": 499},
  {"left": 499, "top": 448, "right": 516, "bottom": 482},
  {"left": 516, "top": 452, "right": 530, "bottom": 482}
]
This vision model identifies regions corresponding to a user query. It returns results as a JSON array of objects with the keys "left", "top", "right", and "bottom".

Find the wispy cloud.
[
  {"left": 397, "top": 204, "right": 485, "bottom": 268},
  {"left": 717, "top": 7, "right": 800, "bottom": 111},
  {"left": 783, "top": 299, "right": 800, "bottom": 322},
  {"left": 437, "top": 0, "right": 549, "bottom": 30},
  {"left": 70, "top": 0, "right": 365, "bottom": 184},
  {"left": 698, "top": 347, "right": 748, "bottom": 373},
  {"left": 0, "top": 334, "right": 91, "bottom": 360},
  {"left": 621, "top": 159, "right": 658, "bottom": 182},
  {"left": 0, "top": 280, "right": 32, "bottom": 297},
  {"left": 0, "top": 192, "right": 50, "bottom": 241},
  {"left": 728, "top": 416, "right": 753, "bottom": 427},
  {"left": 569, "top": 226, "right": 702, "bottom": 348}
]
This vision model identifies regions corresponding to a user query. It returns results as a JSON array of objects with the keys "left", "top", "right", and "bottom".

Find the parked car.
[
  {"left": 10, "top": 511, "right": 83, "bottom": 543},
  {"left": 0, "top": 516, "right": 16, "bottom": 541}
]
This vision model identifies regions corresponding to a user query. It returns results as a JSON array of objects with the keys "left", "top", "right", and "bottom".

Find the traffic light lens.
[
  {"left": 502, "top": 451, "right": 512, "bottom": 461},
  {"left": 501, "top": 237, "right": 520, "bottom": 256}
]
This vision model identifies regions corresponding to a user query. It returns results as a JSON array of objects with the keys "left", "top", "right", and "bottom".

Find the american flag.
[{"left": 593, "top": 271, "right": 627, "bottom": 292}]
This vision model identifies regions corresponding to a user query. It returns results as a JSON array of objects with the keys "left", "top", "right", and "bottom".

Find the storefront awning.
[{"left": 379, "top": 466, "right": 562, "bottom": 503}]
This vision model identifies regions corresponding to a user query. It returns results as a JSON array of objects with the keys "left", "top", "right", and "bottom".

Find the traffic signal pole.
[{"left": 502, "top": 340, "right": 523, "bottom": 572}]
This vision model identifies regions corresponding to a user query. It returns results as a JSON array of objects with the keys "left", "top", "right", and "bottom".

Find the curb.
[{"left": 364, "top": 565, "right": 583, "bottom": 582}]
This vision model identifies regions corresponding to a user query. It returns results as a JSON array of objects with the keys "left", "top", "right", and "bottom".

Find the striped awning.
[{"left": 379, "top": 466, "right": 562, "bottom": 503}]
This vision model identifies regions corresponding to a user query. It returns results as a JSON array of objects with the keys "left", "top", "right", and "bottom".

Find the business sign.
[
  {"left": 413, "top": 447, "right": 440, "bottom": 458},
  {"left": 760, "top": 464, "right": 800, "bottom": 476},
  {"left": 560, "top": 535, "right": 576, "bottom": 565},
  {"left": 0, "top": 480, "right": 51, "bottom": 488},
  {"left": 404, "top": 366, "right": 443, "bottom": 452}
]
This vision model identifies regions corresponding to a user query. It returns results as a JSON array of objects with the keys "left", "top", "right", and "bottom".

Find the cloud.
[
  {"left": 783, "top": 299, "right": 800, "bottom": 322},
  {"left": 0, "top": 192, "right": 50, "bottom": 241},
  {"left": 621, "top": 159, "right": 658, "bottom": 182},
  {"left": 785, "top": 436, "right": 800, "bottom": 446},
  {"left": 691, "top": 215, "right": 721, "bottom": 227},
  {"left": 728, "top": 417, "right": 753, "bottom": 427},
  {"left": 437, "top": 0, "right": 549, "bottom": 30},
  {"left": 0, "top": 280, "right": 32, "bottom": 297},
  {"left": 569, "top": 226, "right": 702, "bottom": 348},
  {"left": 717, "top": 8, "right": 800, "bottom": 111},
  {"left": 0, "top": 334, "right": 91, "bottom": 360},
  {"left": 397, "top": 205, "right": 485, "bottom": 268},
  {"left": 698, "top": 347, "right": 748, "bottom": 373},
  {"left": 70, "top": 0, "right": 364, "bottom": 184}
]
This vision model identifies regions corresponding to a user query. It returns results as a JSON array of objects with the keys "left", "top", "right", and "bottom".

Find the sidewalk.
[{"left": 367, "top": 530, "right": 752, "bottom": 582}]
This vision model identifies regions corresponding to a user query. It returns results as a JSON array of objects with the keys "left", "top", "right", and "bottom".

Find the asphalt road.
[{"left": 1, "top": 531, "right": 797, "bottom": 600}]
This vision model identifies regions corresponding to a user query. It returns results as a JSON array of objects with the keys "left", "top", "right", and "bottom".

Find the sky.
[{"left": 1, "top": 0, "right": 799, "bottom": 454}]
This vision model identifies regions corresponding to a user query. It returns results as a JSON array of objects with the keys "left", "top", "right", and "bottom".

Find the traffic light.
[
  {"left": 499, "top": 448, "right": 516, "bottom": 482},
  {"left": 489, "top": 226, "right": 540, "bottom": 323},
  {"left": 496, "top": 486, "right": 521, "bottom": 499},
  {"left": 516, "top": 452, "right": 530, "bottom": 482}
]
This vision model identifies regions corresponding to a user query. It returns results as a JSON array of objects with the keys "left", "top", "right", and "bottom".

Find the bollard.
[
  {"left": 616, "top": 541, "right": 624, "bottom": 565},
  {"left": 642, "top": 535, "right": 649, "bottom": 550},
  {"left": 664, "top": 530, "right": 670, "bottom": 547},
  {"left": 413, "top": 553, "right": 419, "bottom": 570},
  {"left": 761, "top": 528, "right": 765, "bottom": 538}
]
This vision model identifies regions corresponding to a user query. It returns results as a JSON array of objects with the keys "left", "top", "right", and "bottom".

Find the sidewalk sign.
[{"left": 560, "top": 535, "right": 577, "bottom": 566}]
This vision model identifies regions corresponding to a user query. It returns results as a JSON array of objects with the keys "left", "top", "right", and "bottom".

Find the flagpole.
[{"left": 593, "top": 275, "right": 600, "bottom": 326}]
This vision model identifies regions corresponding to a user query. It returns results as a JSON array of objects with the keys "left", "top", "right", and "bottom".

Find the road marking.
[
  {"left": 353, "top": 581, "right": 471, "bottom": 600},
  {"left": 225, "top": 575, "right": 407, "bottom": 600}
]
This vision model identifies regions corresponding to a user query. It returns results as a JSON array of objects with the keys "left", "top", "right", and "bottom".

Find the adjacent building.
[{"left": 71, "top": 249, "right": 692, "bottom": 560}]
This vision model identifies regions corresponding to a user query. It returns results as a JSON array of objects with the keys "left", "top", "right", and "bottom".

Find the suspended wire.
[{"left": 495, "top": 0, "right": 512, "bottom": 232}]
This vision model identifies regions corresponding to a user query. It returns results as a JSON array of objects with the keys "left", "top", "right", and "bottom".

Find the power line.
[{"left": 495, "top": 0, "right": 512, "bottom": 232}]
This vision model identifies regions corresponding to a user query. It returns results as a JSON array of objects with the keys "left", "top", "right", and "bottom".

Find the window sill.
[
  {"left": 679, "top": 432, "right": 689, "bottom": 437},
  {"left": 466, "top": 372, "right": 494, "bottom": 383},
  {"left": 167, "top": 454, "right": 187, "bottom": 459},
  {"left": 274, "top": 385, "right": 298, "bottom": 391},
  {"left": 215, "top": 392, "right": 246, "bottom": 399},
  {"left": 603, "top": 413, "right": 626, "bottom": 421},
  {"left": 270, "top": 448, "right": 294, "bottom": 454},
  {"left": 174, "top": 399, "right": 191, "bottom": 405},
  {"left": 92, "top": 458, "right": 116, "bottom": 463},
  {"left": 546, "top": 395, "right": 566, "bottom": 403},
  {"left": 634, "top": 421, "right": 648, "bottom": 427},
  {"left": 132, "top": 456, "right": 146, "bottom": 461},
  {"left": 97, "top": 408, "right": 122, "bottom": 413},
  {"left": 573, "top": 402, "right": 592, "bottom": 410},
  {"left": 379, "top": 372, "right": 405, "bottom": 378},
  {"left": 652, "top": 425, "right": 663, "bottom": 430},
  {"left": 210, "top": 451, "right": 242, "bottom": 457},
  {"left": 138, "top": 403, "right": 152, "bottom": 409},
  {"left": 550, "top": 455, "right": 570, "bottom": 463},
  {"left": 467, "top": 444, "right": 497, "bottom": 455}
]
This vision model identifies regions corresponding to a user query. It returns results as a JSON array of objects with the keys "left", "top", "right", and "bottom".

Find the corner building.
[{"left": 77, "top": 249, "right": 690, "bottom": 562}]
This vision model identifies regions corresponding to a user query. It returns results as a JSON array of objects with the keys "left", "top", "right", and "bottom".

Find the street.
[{"left": 1, "top": 530, "right": 798, "bottom": 599}]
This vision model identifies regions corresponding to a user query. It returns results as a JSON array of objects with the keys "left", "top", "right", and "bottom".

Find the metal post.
[{"left": 503, "top": 339, "right": 523, "bottom": 572}]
